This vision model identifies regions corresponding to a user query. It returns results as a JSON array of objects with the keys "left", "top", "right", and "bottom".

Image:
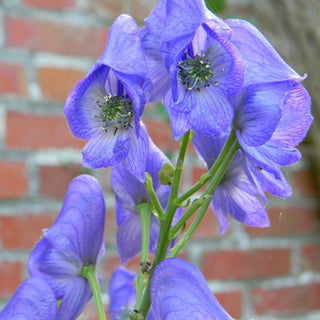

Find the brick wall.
[{"left": 0, "top": 1, "right": 319, "bottom": 319}]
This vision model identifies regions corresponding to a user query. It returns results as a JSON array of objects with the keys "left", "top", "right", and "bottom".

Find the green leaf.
[{"left": 205, "top": 0, "right": 225, "bottom": 14}]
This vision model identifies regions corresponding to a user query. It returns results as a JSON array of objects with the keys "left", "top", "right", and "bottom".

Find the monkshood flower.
[
  {"left": 143, "top": 0, "right": 245, "bottom": 139},
  {"left": 65, "top": 14, "right": 149, "bottom": 181},
  {"left": 151, "top": 258, "right": 234, "bottom": 320},
  {"left": 0, "top": 278, "right": 57, "bottom": 320},
  {"left": 28, "top": 175, "right": 106, "bottom": 320},
  {"left": 233, "top": 81, "right": 313, "bottom": 182},
  {"left": 111, "top": 140, "right": 181, "bottom": 264},
  {"left": 226, "top": 19, "right": 304, "bottom": 86},
  {"left": 193, "top": 132, "right": 270, "bottom": 234},
  {"left": 109, "top": 267, "right": 156, "bottom": 320}
]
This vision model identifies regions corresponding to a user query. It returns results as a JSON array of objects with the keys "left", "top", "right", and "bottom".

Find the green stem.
[
  {"left": 144, "top": 173, "right": 165, "bottom": 220},
  {"left": 81, "top": 264, "right": 106, "bottom": 320},
  {"left": 169, "top": 130, "right": 240, "bottom": 256},
  {"left": 138, "top": 130, "right": 193, "bottom": 318},
  {"left": 170, "top": 130, "right": 239, "bottom": 238},
  {"left": 135, "top": 203, "right": 151, "bottom": 310}
]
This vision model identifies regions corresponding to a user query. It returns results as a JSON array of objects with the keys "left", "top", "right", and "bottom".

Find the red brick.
[
  {"left": 202, "top": 248, "right": 290, "bottom": 280},
  {"left": 0, "top": 262, "right": 23, "bottom": 298},
  {"left": 252, "top": 283, "right": 320, "bottom": 316},
  {"left": 38, "top": 67, "right": 85, "bottom": 101},
  {"left": 215, "top": 291, "right": 242, "bottom": 319},
  {"left": 291, "top": 169, "right": 318, "bottom": 198},
  {"left": 0, "top": 161, "right": 28, "bottom": 199},
  {"left": 6, "top": 112, "right": 84, "bottom": 149},
  {"left": 5, "top": 16, "right": 107, "bottom": 57},
  {"left": 0, "top": 213, "right": 57, "bottom": 249},
  {"left": 0, "top": 63, "right": 28, "bottom": 96},
  {"left": 145, "top": 119, "right": 179, "bottom": 153},
  {"left": 245, "top": 207, "right": 320, "bottom": 236},
  {"left": 301, "top": 245, "right": 320, "bottom": 271},
  {"left": 39, "top": 164, "right": 82, "bottom": 198},
  {"left": 23, "top": 0, "right": 76, "bottom": 9},
  {"left": 190, "top": 206, "right": 221, "bottom": 240}
]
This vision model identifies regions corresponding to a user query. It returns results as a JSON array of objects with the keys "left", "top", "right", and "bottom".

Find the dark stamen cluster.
[
  {"left": 178, "top": 53, "right": 213, "bottom": 91},
  {"left": 95, "top": 94, "right": 134, "bottom": 134}
]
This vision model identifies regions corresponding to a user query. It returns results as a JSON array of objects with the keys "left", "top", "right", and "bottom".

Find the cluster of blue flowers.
[{"left": 1, "top": 0, "right": 312, "bottom": 319}]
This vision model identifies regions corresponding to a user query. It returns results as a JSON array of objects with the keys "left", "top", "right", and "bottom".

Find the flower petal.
[
  {"left": 189, "top": 87, "right": 233, "bottom": 136},
  {"left": 57, "top": 277, "right": 92, "bottom": 320},
  {"left": 122, "top": 122, "right": 150, "bottom": 182},
  {"left": 116, "top": 212, "right": 160, "bottom": 265},
  {"left": 28, "top": 175, "right": 106, "bottom": 294},
  {"left": 0, "top": 278, "right": 57, "bottom": 320},
  {"left": 269, "top": 83, "right": 313, "bottom": 148},
  {"left": 151, "top": 258, "right": 234, "bottom": 320},
  {"left": 64, "top": 63, "right": 110, "bottom": 139},
  {"left": 226, "top": 19, "right": 303, "bottom": 85},
  {"left": 235, "top": 81, "right": 292, "bottom": 147},
  {"left": 82, "top": 129, "right": 126, "bottom": 169},
  {"left": 109, "top": 267, "right": 136, "bottom": 320}
]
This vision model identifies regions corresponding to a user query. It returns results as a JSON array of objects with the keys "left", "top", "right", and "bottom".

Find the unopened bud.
[{"left": 158, "top": 162, "right": 175, "bottom": 185}]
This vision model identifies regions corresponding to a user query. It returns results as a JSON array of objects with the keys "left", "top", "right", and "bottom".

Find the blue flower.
[
  {"left": 233, "top": 81, "right": 312, "bottom": 181},
  {"left": 111, "top": 140, "right": 181, "bottom": 264},
  {"left": 109, "top": 267, "right": 156, "bottom": 320},
  {"left": 28, "top": 175, "right": 106, "bottom": 320},
  {"left": 143, "top": 0, "right": 245, "bottom": 139},
  {"left": 64, "top": 14, "right": 150, "bottom": 181},
  {"left": 193, "top": 132, "right": 270, "bottom": 234},
  {"left": 151, "top": 258, "right": 234, "bottom": 320},
  {"left": 0, "top": 278, "right": 57, "bottom": 320},
  {"left": 234, "top": 82, "right": 313, "bottom": 198},
  {"left": 226, "top": 19, "right": 304, "bottom": 86}
]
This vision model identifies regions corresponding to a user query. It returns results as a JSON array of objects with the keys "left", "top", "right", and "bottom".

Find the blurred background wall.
[{"left": 0, "top": 0, "right": 319, "bottom": 319}]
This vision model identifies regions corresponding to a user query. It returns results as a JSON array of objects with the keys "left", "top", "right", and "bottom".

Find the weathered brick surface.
[
  {"left": 202, "top": 249, "right": 291, "bottom": 280},
  {"left": 0, "top": 63, "right": 28, "bottom": 96},
  {"left": 5, "top": 16, "right": 107, "bottom": 57},
  {"left": 0, "top": 213, "right": 57, "bottom": 249},
  {"left": 215, "top": 291, "right": 242, "bottom": 319},
  {"left": 245, "top": 207, "right": 320, "bottom": 236},
  {"left": 6, "top": 112, "right": 84, "bottom": 149},
  {"left": 22, "top": 0, "right": 76, "bottom": 9},
  {"left": 0, "top": 161, "right": 28, "bottom": 199},
  {"left": 0, "top": 262, "right": 23, "bottom": 298},
  {"left": 38, "top": 67, "right": 85, "bottom": 101},
  {"left": 39, "top": 164, "right": 82, "bottom": 198},
  {"left": 252, "top": 283, "right": 320, "bottom": 316}
]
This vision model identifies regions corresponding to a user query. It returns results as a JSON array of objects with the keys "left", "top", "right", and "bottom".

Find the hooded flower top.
[
  {"left": 28, "top": 175, "right": 106, "bottom": 320},
  {"left": 0, "top": 278, "right": 57, "bottom": 320},
  {"left": 151, "top": 258, "right": 234, "bottom": 320},
  {"left": 64, "top": 14, "right": 150, "bottom": 181}
]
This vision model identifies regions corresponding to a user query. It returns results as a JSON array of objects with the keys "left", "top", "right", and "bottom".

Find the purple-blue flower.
[
  {"left": 143, "top": 0, "right": 245, "bottom": 139},
  {"left": 64, "top": 14, "right": 149, "bottom": 181},
  {"left": 233, "top": 81, "right": 313, "bottom": 182},
  {"left": 193, "top": 132, "right": 270, "bottom": 234},
  {"left": 0, "top": 278, "right": 57, "bottom": 320},
  {"left": 151, "top": 258, "right": 234, "bottom": 320},
  {"left": 28, "top": 175, "right": 106, "bottom": 320},
  {"left": 109, "top": 267, "right": 156, "bottom": 320},
  {"left": 226, "top": 19, "right": 304, "bottom": 86},
  {"left": 111, "top": 140, "right": 181, "bottom": 264}
]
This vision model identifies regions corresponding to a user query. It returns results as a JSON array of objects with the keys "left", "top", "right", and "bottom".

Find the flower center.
[
  {"left": 95, "top": 94, "right": 134, "bottom": 134},
  {"left": 178, "top": 53, "right": 213, "bottom": 91}
]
